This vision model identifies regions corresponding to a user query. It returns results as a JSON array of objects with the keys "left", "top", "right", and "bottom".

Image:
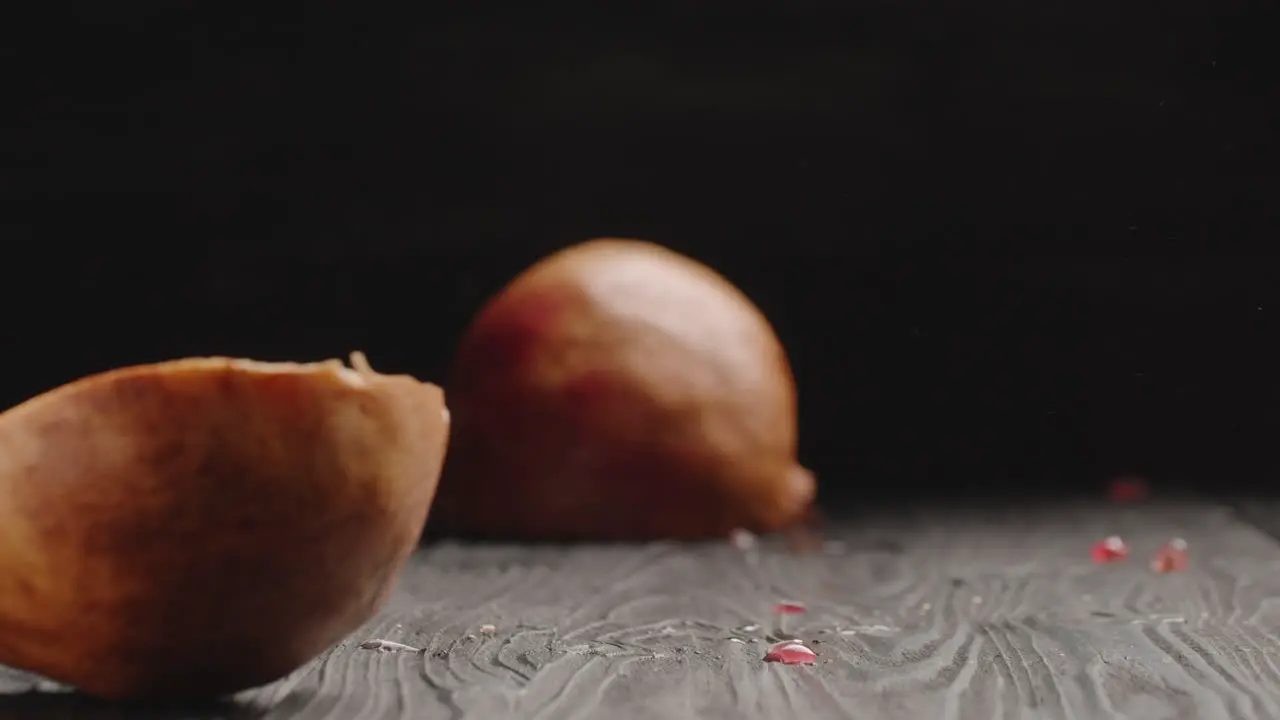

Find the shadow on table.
[{"left": 0, "top": 689, "right": 312, "bottom": 720}]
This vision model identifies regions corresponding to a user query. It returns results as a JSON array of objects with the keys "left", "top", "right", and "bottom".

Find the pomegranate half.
[{"left": 0, "top": 353, "right": 449, "bottom": 699}]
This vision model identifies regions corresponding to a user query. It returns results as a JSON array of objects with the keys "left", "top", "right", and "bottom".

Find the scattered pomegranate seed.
[
  {"left": 773, "top": 601, "right": 807, "bottom": 615},
  {"left": 764, "top": 640, "right": 817, "bottom": 664},
  {"left": 785, "top": 505, "right": 826, "bottom": 555},
  {"left": 729, "top": 528, "right": 757, "bottom": 551},
  {"left": 1108, "top": 475, "right": 1149, "bottom": 503},
  {"left": 771, "top": 600, "right": 807, "bottom": 637},
  {"left": 358, "top": 639, "right": 420, "bottom": 653},
  {"left": 1151, "top": 538, "right": 1189, "bottom": 573},
  {"left": 1091, "top": 535, "right": 1130, "bottom": 563}
]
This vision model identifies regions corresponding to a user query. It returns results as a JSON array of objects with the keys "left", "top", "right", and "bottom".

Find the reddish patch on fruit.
[
  {"left": 764, "top": 640, "right": 816, "bottom": 664},
  {"left": 773, "top": 601, "right": 807, "bottom": 615},
  {"left": 460, "top": 287, "right": 578, "bottom": 376},
  {"left": 1151, "top": 538, "right": 1189, "bottom": 573},
  {"left": 1108, "top": 476, "right": 1149, "bottom": 503},
  {"left": 1091, "top": 535, "right": 1129, "bottom": 563}
]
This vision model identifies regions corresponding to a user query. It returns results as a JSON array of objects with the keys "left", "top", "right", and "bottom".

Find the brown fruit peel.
[{"left": 0, "top": 352, "right": 450, "bottom": 699}]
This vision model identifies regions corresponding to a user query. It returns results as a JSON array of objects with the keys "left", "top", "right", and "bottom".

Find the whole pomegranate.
[{"left": 431, "top": 238, "right": 815, "bottom": 541}]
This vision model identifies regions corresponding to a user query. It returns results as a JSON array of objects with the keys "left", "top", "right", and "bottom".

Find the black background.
[{"left": 7, "top": 4, "right": 1280, "bottom": 507}]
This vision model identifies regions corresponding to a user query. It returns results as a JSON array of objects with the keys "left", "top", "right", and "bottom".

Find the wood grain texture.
[{"left": 3, "top": 500, "right": 1280, "bottom": 719}]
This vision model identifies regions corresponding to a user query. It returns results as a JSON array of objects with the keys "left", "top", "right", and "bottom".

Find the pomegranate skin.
[{"left": 431, "top": 238, "right": 815, "bottom": 541}]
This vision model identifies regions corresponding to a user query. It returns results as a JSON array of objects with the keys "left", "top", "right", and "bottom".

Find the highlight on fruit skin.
[
  {"left": 431, "top": 237, "right": 816, "bottom": 541},
  {"left": 0, "top": 352, "right": 450, "bottom": 700}
]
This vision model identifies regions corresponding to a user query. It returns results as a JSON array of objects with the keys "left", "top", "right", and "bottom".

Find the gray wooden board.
[
  {"left": 4, "top": 501, "right": 1280, "bottom": 719},
  {"left": 1226, "top": 500, "right": 1280, "bottom": 549}
]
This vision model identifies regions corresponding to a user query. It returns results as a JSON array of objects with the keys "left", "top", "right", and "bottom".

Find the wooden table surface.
[{"left": 3, "top": 500, "right": 1279, "bottom": 719}]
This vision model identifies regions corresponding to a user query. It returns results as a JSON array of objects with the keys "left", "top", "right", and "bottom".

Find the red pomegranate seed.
[
  {"left": 771, "top": 600, "right": 807, "bottom": 638},
  {"left": 1151, "top": 538, "right": 1189, "bottom": 573},
  {"left": 1108, "top": 475, "right": 1149, "bottom": 503},
  {"left": 729, "top": 528, "right": 757, "bottom": 551},
  {"left": 785, "top": 504, "right": 826, "bottom": 555},
  {"left": 1091, "top": 535, "right": 1129, "bottom": 563},
  {"left": 773, "top": 601, "right": 807, "bottom": 615},
  {"left": 764, "top": 640, "right": 816, "bottom": 664}
]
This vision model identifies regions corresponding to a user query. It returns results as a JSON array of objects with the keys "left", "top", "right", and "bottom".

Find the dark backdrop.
[{"left": 7, "top": 5, "right": 1279, "bottom": 506}]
